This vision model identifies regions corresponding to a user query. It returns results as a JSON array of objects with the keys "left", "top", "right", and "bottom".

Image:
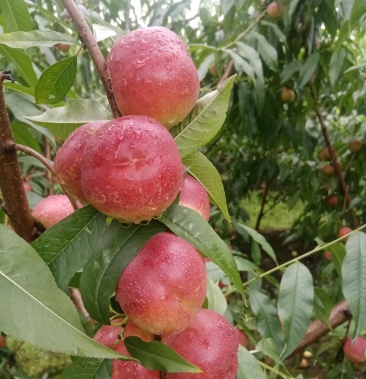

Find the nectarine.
[{"left": 343, "top": 336, "right": 366, "bottom": 363}]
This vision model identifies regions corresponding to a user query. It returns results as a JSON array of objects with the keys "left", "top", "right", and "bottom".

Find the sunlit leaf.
[
  {"left": 60, "top": 357, "right": 112, "bottom": 379},
  {"left": 206, "top": 278, "right": 228, "bottom": 315},
  {"left": 236, "top": 345, "right": 266, "bottom": 379}
]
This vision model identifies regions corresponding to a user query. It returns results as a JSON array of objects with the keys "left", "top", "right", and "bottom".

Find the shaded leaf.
[
  {"left": 249, "top": 31, "right": 278, "bottom": 71},
  {"left": 32, "top": 206, "right": 107, "bottom": 288},
  {"left": 206, "top": 278, "right": 228, "bottom": 315},
  {"left": 329, "top": 47, "right": 346, "bottom": 87},
  {"left": 0, "top": 46, "right": 37, "bottom": 86},
  {"left": 197, "top": 53, "right": 215, "bottom": 81},
  {"left": 256, "top": 338, "right": 282, "bottom": 365},
  {"left": 182, "top": 150, "right": 230, "bottom": 221},
  {"left": 60, "top": 357, "right": 112, "bottom": 379},
  {"left": 80, "top": 220, "right": 166, "bottom": 324},
  {"left": 298, "top": 53, "right": 319, "bottom": 88},
  {"left": 35, "top": 55, "right": 78, "bottom": 104},
  {"left": 278, "top": 262, "right": 314, "bottom": 358},
  {"left": 171, "top": 75, "right": 236, "bottom": 158},
  {"left": 248, "top": 289, "right": 284, "bottom": 353},
  {"left": 160, "top": 203, "right": 243, "bottom": 297},
  {"left": 234, "top": 221, "right": 277, "bottom": 264},
  {"left": 236, "top": 345, "right": 266, "bottom": 379},
  {"left": 125, "top": 337, "right": 201, "bottom": 373},
  {"left": 3, "top": 82, "right": 35, "bottom": 97},
  {"left": 0, "top": 225, "right": 127, "bottom": 359},
  {"left": 342, "top": 232, "right": 366, "bottom": 337},
  {"left": 25, "top": 100, "right": 112, "bottom": 139},
  {"left": 0, "top": 30, "right": 77, "bottom": 49}
]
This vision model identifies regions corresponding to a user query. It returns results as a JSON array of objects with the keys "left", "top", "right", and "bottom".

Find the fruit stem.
[
  {"left": 0, "top": 71, "right": 36, "bottom": 242},
  {"left": 61, "top": 0, "right": 121, "bottom": 119},
  {"left": 309, "top": 81, "right": 359, "bottom": 229}
]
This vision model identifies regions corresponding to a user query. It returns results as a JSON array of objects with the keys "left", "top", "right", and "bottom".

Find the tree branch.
[
  {"left": 291, "top": 300, "right": 351, "bottom": 355},
  {"left": 0, "top": 71, "right": 36, "bottom": 242},
  {"left": 61, "top": 0, "right": 121, "bottom": 119},
  {"left": 309, "top": 82, "right": 358, "bottom": 229},
  {"left": 255, "top": 181, "right": 271, "bottom": 231}
]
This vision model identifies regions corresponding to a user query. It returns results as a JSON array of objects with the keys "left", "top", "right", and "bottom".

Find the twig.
[
  {"left": 218, "top": 60, "right": 235, "bottom": 86},
  {"left": 290, "top": 301, "right": 351, "bottom": 355},
  {"left": 44, "top": 137, "right": 54, "bottom": 195},
  {"left": 14, "top": 143, "right": 79, "bottom": 211},
  {"left": 0, "top": 71, "right": 36, "bottom": 242},
  {"left": 60, "top": 0, "right": 121, "bottom": 119},
  {"left": 70, "top": 288, "right": 91, "bottom": 320},
  {"left": 255, "top": 181, "right": 271, "bottom": 231},
  {"left": 309, "top": 82, "right": 358, "bottom": 229}
]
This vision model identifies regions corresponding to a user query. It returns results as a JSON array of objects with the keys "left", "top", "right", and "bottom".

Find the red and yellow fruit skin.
[
  {"left": 162, "top": 309, "right": 239, "bottom": 379},
  {"left": 338, "top": 226, "right": 352, "bottom": 242},
  {"left": 179, "top": 175, "right": 210, "bottom": 221},
  {"left": 280, "top": 87, "right": 295, "bottom": 103},
  {"left": 324, "top": 251, "right": 332, "bottom": 261},
  {"left": 93, "top": 325, "right": 122, "bottom": 348},
  {"left": 107, "top": 26, "right": 200, "bottom": 129},
  {"left": 266, "top": 1, "right": 285, "bottom": 20},
  {"left": 81, "top": 116, "right": 184, "bottom": 223},
  {"left": 116, "top": 232, "right": 207, "bottom": 336},
  {"left": 32, "top": 195, "right": 82, "bottom": 229},
  {"left": 54, "top": 120, "right": 106, "bottom": 203},
  {"left": 235, "top": 328, "right": 248, "bottom": 348},
  {"left": 343, "top": 336, "right": 366, "bottom": 363},
  {"left": 348, "top": 140, "right": 363, "bottom": 153}
]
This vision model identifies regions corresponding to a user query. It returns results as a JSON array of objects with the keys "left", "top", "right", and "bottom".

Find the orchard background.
[{"left": 0, "top": 0, "right": 366, "bottom": 378}]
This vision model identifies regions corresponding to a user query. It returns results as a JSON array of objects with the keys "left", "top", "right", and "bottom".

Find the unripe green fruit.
[{"left": 107, "top": 26, "right": 200, "bottom": 129}]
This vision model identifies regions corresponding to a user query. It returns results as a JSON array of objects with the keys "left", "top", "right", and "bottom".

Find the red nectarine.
[
  {"left": 116, "top": 232, "right": 207, "bottom": 336},
  {"left": 107, "top": 26, "right": 200, "bottom": 129},
  {"left": 266, "top": 1, "right": 285, "bottom": 20},
  {"left": 81, "top": 116, "right": 184, "bottom": 223},
  {"left": 338, "top": 226, "right": 352, "bottom": 242},
  {"left": 343, "top": 336, "right": 366, "bottom": 363}
]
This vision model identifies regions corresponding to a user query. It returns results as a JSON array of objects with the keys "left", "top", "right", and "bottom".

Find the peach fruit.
[{"left": 343, "top": 336, "right": 366, "bottom": 363}]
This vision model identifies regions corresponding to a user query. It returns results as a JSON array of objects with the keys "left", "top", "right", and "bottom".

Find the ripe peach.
[
  {"left": 54, "top": 120, "right": 106, "bottom": 203},
  {"left": 123, "top": 320, "right": 154, "bottom": 341},
  {"left": 280, "top": 87, "right": 295, "bottom": 103},
  {"left": 93, "top": 325, "right": 121, "bottom": 348},
  {"left": 321, "top": 164, "right": 334, "bottom": 175},
  {"left": 235, "top": 328, "right": 248, "bottom": 348},
  {"left": 56, "top": 43, "right": 70, "bottom": 52},
  {"left": 162, "top": 309, "right": 239, "bottom": 378},
  {"left": 319, "top": 147, "right": 330, "bottom": 161},
  {"left": 348, "top": 140, "right": 363, "bottom": 153},
  {"left": 179, "top": 175, "right": 210, "bottom": 221},
  {"left": 324, "top": 251, "right": 332, "bottom": 261},
  {"left": 116, "top": 232, "right": 207, "bottom": 336},
  {"left": 32, "top": 195, "right": 81, "bottom": 229},
  {"left": 266, "top": 1, "right": 285, "bottom": 20},
  {"left": 81, "top": 116, "right": 184, "bottom": 223},
  {"left": 327, "top": 195, "right": 339, "bottom": 206},
  {"left": 338, "top": 226, "right": 352, "bottom": 242},
  {"left": 107, "top": 26, "right": 200, "bottom": 129},
  {"left": 343, "top": 336, "right": 366, "bottom": 363}
]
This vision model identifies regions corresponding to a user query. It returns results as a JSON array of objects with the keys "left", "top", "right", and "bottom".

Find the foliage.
[{"left": 0, "top": 0, "right": 366, "bottom": 378}]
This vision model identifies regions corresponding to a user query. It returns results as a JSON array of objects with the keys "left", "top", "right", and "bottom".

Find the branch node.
[{"left": 0, "top": 70, "right": 15, "bottom": 83}]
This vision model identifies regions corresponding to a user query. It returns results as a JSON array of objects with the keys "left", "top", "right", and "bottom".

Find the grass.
[{"left": 240, "top": 191, "right": 304, "bottom": 231}]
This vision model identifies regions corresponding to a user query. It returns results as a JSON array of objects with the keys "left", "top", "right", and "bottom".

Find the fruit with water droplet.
[
  {"left": 81, "top": 116, "right": 184, "bottom": 223},
  {"left": 32, "top": 195, "right": 81, "bottom": 229},
  {"left": 162, "top": 308, "right": 239, "bottom": 378},
  {"left": 54, "top": 121, "right": 106, "bottom": 203},
  {"left": 179, "top": 175, "right": 210, "bottom": 221},
  {"left": 107, "top": 26, "right": 200, "bottom": 129},
  {"left": 343, "top": 336, "right": 366, "bottom": 363},
  {"left": 116, "top": 232, "right": 207, "bottom": 336}
]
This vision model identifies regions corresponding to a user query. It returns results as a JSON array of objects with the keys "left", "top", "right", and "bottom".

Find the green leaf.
[
  {"left": 234, "top": 221, "right": 277, "bottom": 264},
  {"left": 0, "top": 31, "right": 77, "bottom": 49},
  {"left": 0, "top": 0, "right": 33, "bottom": 32},
  {"left": 329, "top": 48, "right": 346, "bottom": 87},
  {"left": 197, "top": 53, "right": 215, "bottom": 81},
  {"left": 249, "top": 31, "right": 278, "bottom": 71},
  {"left": 125, "top": 337, "right": 201, "bottom": 373},
  {"left": 298, "top": 53, "right": 319, "bottom": 88},
  {"left": 12, "top": 122, "right": 41, "bottom": 153},
  {"left": 236, "top": 42, "right": 263, "bottom": 81},
  {"left": 342, "top": 232, "right": 366, "bottom": 337},
  {"left": 80, "top": 220, "right": 166, "bottom": 324},
  {"left": 280, "top": 60, "right": 301, "bottom": 84},
  {"left": 0, "top": 46, "right": 37, "bottom": 87},
  {"left": 32, "top": 206, "right": 107, "bottom": 288},
  {"left": 328, "top": 242, "right": 346, "bottom": 277},
  {"left": 248, "top": 289, "right": 284, "bottom": 353},
  {"left": 277, "top": 262, "right": 314, "bottom": 358},
  {"left": 236, "top": 345, "right": 266, "bottom": 379},
  {"left": 171, "top": 75, "right": 236, "bottom": 158},
  {"left": 160, "top": 203, "right": 243, "bottom": 297},
  {"left": 182, "top": 150, "right": 230, "bottom": 221},
  {"left": 256, "top": 338, "right": 282, "bottom": 365},
  {"left": 3, "top": 82, "right": 35, "bottom": 97},
  {"left": 35, "top": 55, "right": 78, "bottom": 105},
  {"left": 25, "top": 100, "right": 112, "bottom": 139},
  {"left": 0, "top": 225, "right": 128, "bottom": 359},
  {"left": 60, "top": 357, "right": 112, "bottom": 379},
  {"left": 206, "top": 278, "right": 228, "bottom": 315}
]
